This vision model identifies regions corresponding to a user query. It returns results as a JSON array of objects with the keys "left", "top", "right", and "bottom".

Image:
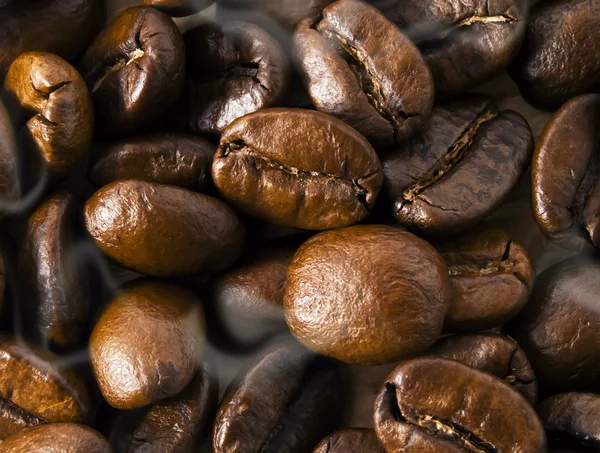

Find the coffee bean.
[
  {"left": 382, "top": 94, "right": 533, "bottom": 237},
  {"left": 429, "top": 332, "right": 538, "bottom": 403},
  {"left": 510, "top": 255, "right": 600, "bottom": 395},
  {"left": 532, "top": 94, "right": 600, "bottom": 251},
  {"left": 0, "top": 423, "right": 112, "bottom": 453},
  {"left": 437, "top": 227, "right": 534, "bottom": 331},
  {"left": 385, "top": 0, "right": 526, "bottom": 96},
  {"left": 284, "top": 225, "right": 451, "bottom": 365},
  {"left": 374, "top": 357, "right": 546, "bottom": 453},
  {"left": 90, "top": 280, "right": 205, "bottom": 410},
  {"left": 84, "top": 180, "right": 245, "bottom": 277},
  {"left": 143, "top": 0, "right": 214, "bottom": 16},
  {"left": 90, "top": 133, "right": 215, "bottom": 192},
  {"left": 213, "top": 108, "right": 382, "bottom": 230},
  {"left": 0, "top": 99, "right": 20, "bottom": 212},
  {"left": 313, "top": 429, "right": 386, "bottom": 453},
  {"left": 3, "top": 52, "right": 93, "bottom": 181},
  {"left": 81, "top": 7, "right": 185, "bottom": 137},
  {"left": 0, "top": 333, "right": 92, "bottom": 440},
  {"left": 213, "top": 345, "right": 344, "bottom": 453},
  {"left": 294, "top": 0, "right": 434, "bottom": 148}
]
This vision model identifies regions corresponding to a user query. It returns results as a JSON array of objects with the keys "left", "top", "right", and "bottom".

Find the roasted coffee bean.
[
  {"left": 0, "top": 99, "right": 20, "bottom": 213},
  {"left": 0, "top": 423, "right": 112, "bottom": 453},
  {"left": 213, "top": 108, "right": 382, "bottom": 230},
  {"left": 18, "top": 191, "right": 85, "bottom": 349},
  {"left": 428, "top": 333, "right": 538, "bottom": 403},
  {"left": 174, "top": 22, "right": 290, "bottom": 138},
  {"left": 143, "top": 0, "right": 214, "bottom": 16},
  {"left": 81, "top": 7, "right": 185, "bottom": 137},
  {"left": 0, "top": 333, "right": 92, "bottom": 440},
  {"left": 284, "top": 225, "right": 451, "bottom": 365},
  {"left": 510, "top": 255, "right": 600, "bottom": 395},
  {"left": 0, "top": 0, "right": 102, "bottom": 78},
  {"left": 510, "top": 0, "right": 600, "bottom": 110},
  {"left": 84, "top": 180, "right": 245, "bottom": 277},
  {"left": 90, "top": 280, "right": 205, "bottom": 410},
  {"left": 3, "top": 52, "right": 93, "bottom": 181},
  {"left": 385, "top": 0, "right": 527, "bottom": 96},
  {"left": 90, "top": 133, "right": 215, "bottom": 191},
  {"left": 382, "top": 95, "right": 533, "bottom": 237},
  {"left": 295, "top": 0, "right": 434, "bottom": 148},
  {"left": 437, "top": 227, "right": 534, "bottom": 331},
  {"left": 374, "top": 357, "right": 546, "bottom": 453},
  {"left": 313, "top": 429, "right": 386, "bottom": 453},
  {"left": 532, "top": 94, "right": 600, "bottom": 251},
  {"left": 213, "top": 345, "right": 344, "bottom": 453}
]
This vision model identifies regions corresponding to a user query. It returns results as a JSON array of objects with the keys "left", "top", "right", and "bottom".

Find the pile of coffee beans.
[{"left": 0, "top": 0, "right": 599, "bottom": 451}]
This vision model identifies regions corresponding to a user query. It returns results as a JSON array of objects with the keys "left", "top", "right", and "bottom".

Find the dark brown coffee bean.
[
  {"left": 0, "top": 0, "right": 103, "bottom": 78},
  {"left": 90, "top": 133, "right": 215, "bottom": 192},
  {"left": 532, "top": 94, "right": 600, "bottom": 251},
  {"left": 510, "top": 0, "right": 600, "bottom": 110},
  {"left": 284, "top": 225, "right": 451, "bottom": 365},
  {"left": 90, "top": 280, "right": 205, "bottom": 410},
  {"left": 213, "top": 108, "right": 382, "bottom": 230},
  {"left": 0, "top": 423, "right": 112, "bottom": 453},
  {"left": 437, "top": 227, "right": 534, "bottom": 331},
  {"left": 81, "top": 7, "right": 185, "bottom": 137},
  {"left": 84, "top": 180, "right": 245, "bottom": 277},
  {"left": 3, "top": 52, "right": 93, "bottom": 181},
  {"left": 385, "top": 0, "right": 527, "bottom": 96},
  {"left": 382, "top": 95, "right": 533, "bottom": 237},
  {"left": 143, "top": 0, "right": 214, "bottom": 16},
  {"left": 313, "top": 429, "right": 386, "bottom": 453},
  {"left": 294, "top": 0, "right": 434, "bottom": 148},
  {"left": 0, "top": 333, "right": 93, "bottom": 440},
  {"left": 213, "top": 345, "right": 344, "bottom": 453},
  {"left": 428, "top": 333, "right": 538, "bottom": 403},
  {"left": 0, "top": 99, "right": 20, "bottom": 213},
  {"left": 374, "top": 358, "right": 546, "bottom": 453},
  {"left": 174, "top": 22, "right": 290, "bottom": 138}
]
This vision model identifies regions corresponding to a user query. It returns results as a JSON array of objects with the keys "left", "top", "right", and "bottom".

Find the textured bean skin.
[
  {"left": 532, "top": 94, "right": 600, "bottom": 251},
  {"left": 143, "top": 0, "right": 214, "bottom": 16},
  {"left": 84, "top": 180, "right": 245, "bottom": 277},
  {"left": 284, "top": 225, "right": 452, "bottom": 365},
  {"left": 313, "top": 429, "right": 386, "bottom": 453},
  {"left": 213, "top": 108, "right": 382, "bottom": 230},
  {"left": 294, "top": 0, "right": 434, "bottom": 148},
  {"left": 0, "top": 99, "right": 20, "bottom": 213},
  {"left": 217, "top": 0, "right": 334, "bottom": 28},
  {"left": 374, "top": 358, "right": 546, "bottom": 453}
]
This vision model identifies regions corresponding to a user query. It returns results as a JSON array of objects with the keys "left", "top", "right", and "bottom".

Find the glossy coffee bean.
[
  {"left": 295, "top": 0, "right": 434, "bottom": 148},
  {"left": 85, "top": 180, "right": 245, "bottom": 277},
  {"left": 19, "top": 191, "right": 85, "bottom": 349},
  {"left": 90, "top": 280, "right": 205, "bottom": 410},
  {"left": 284, "top": 225, "right": 451, "bottom": 365},
  {"left": 0, "top": 333, "right": 92, "bottom": 440},
  {"left": 3, "top": 52, "right": 93, "bottom": 181},
  {"left": 383, "top": 95, "right": 533, "bottom": 237},
  {"left": 213, "top": 345, "right": 344, "bottom": 453},
  {"left": 374, "top": 358, "right": 546, "bottom": 453},
  {"left": 90, "top": 133, "right": 215, "bottom": 192},
  {"left": 313, "top": 429, "right": 386, "bottom": 453},
  {"left": 0, "top": 0, "right": 103, "bottom": 78},
  {"left": 143, "top": 0, "right": 214, "bottom": 16},
  {"left": 385, "top": 0, "right": 527, "bottom": 96},
  {"left": 81, "top": 7, "right": 185, "bottom": 137},
  {"left": 532, "top": 94, "right": 600, "bottom": 251},
  {"left": 429, "top": 333, "right": 538, "bottom": 403},
  {"left": 174, "top": 22, "right": 290, "bottom": 138},
  {"left": 0, "top": 99, "right": 20, "bottom": 212},
  {"left": 510, "top": 256, "right": 600, "bottom": 395},
  {"left": 437, "top": 227, "right": 534, "bottom": 331},
  {"left": 510, "top": 0, "right": 600, "bottom": 110},
  {"left": 213, "top": 108, "right": 382, "bottom": 230}
]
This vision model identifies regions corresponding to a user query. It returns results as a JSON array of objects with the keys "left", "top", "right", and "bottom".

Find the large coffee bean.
[
  {"left": 143, "top": 0, "right": 214, "bottom": 16},
  {"left": 382, "top": 95, "right": 533, "bottom": 237},
  {"left": 213, "top": 345, "right": 344, "bottom": 453},
  {"left": 294, "top": 0, "right": 434, "bottom": 148},
  {"left": 532, "top": 94, "right": 600, "bottom": 251},
  {"left": 0, "top": 99, "right": 20, "bottom": 212},
  {"left": 313, "top": 429, "right": 386, "bottom": 453},
  {"left": 284, "top": 225, "right": 451, "bottom": 365},
  {"left": 213, "top": 108, "right": 382, "bottom": 230},
  {"left": 374, "top": 358, "right": 546, "bottom": 453},
  {"left": 84, "top": 180, "right": 245, "bottom": 277},
  {"left": 90, "top": 280, "right": 205, "bottom": 410}
]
